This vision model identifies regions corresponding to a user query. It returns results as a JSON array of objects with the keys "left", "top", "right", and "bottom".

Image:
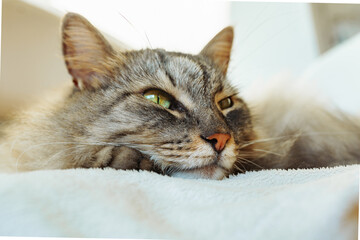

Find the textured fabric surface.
[{"left": 0, "top": 165, "right": 358, "bottom": 239}]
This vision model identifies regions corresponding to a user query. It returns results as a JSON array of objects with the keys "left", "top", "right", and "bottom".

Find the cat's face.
[{"left": 62, "top": 13, "right": 256, "bottom": 179}]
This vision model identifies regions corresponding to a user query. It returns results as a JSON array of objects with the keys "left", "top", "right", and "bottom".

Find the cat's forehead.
[
  {"left": 164, "top": 52, "right": 218, "bottom": 90},
  {"left": 124, "top": 49, "right": 231, "bottom": 97}
]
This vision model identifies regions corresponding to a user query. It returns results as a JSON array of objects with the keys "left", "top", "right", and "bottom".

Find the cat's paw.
[{"left": 108, "top": 146, "right": 155, "bottom": 172}]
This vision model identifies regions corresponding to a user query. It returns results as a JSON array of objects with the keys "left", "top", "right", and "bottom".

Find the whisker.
[
  {"left": 239, "top": 130, "right": 360, "bottom": 150},
  {"left": 253, "top": 148, "right": 284, "bottom": 157},
  {"left": 239, "top": 136, "right": 288, "bottom": 149},
  {"left": 42, "top": 146, "right": 81, "bottom": 169},
  {"left": 117, "top": 11, "right": 153, "bottom": 49},
  {"left": 238, "top": 156, "right": 264, "bottom": 170},
  {"left": 299, "top": 131, "right": 360, "bottom": 137},
  {"left": 144, "top": 32, "right": 153, "bottom": 49},
  {"left": 233, "top": 162, "right": 245, "bottom": 173}
]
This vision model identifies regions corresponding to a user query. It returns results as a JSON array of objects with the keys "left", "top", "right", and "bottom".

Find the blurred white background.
[
  {"left": 21, "top": 0, "right": 231, "bottom": 53},
  {"left": 229, "top": 2, "right": 318, "bottom": 88},
  {"left": 1, "top": 0, "right": 360, "bottom": 118}
]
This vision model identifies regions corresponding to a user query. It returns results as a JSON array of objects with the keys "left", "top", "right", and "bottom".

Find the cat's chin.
[{"left": 170, "top": 164, "right": 226, "bottom": 180}]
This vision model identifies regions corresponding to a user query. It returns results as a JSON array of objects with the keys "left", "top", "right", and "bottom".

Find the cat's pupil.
[
  {"left": 144, "top": 89, "right": 172, "bottom": 109},
  {"left": 218, "top": 97, "right": 233, "bottom": 110}
]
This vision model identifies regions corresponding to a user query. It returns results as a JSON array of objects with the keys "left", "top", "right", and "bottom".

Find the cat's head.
[{"left": 62, "top": 13, "right": 256, "bottom": 179}]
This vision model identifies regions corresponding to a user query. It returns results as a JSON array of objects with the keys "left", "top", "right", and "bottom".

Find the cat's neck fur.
[{"left": 244, "top": 79, "right": 360, "bottom": 171}]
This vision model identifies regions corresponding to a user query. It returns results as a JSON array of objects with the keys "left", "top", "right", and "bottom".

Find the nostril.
[
  {"left": 201, "top": 136, "right": 218, "bottom": 149},
  {"left": 201, "top": 133, "right": 231, "bottom": 153}
]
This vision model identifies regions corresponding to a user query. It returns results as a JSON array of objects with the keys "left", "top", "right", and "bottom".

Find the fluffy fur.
[
  {"left": 0, "top": 13, "right": 359, "bottom": 179},
  {"left": 243, "top": 79, "right": 360, "bottom": 171}
]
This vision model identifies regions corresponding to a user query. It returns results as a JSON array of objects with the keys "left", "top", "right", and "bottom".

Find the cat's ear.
[
  {"left": 200, "top": 26, "right": 234, "bottom": 75},
  {"left": 62, "top": 13, "right": 117, "bottom": 90}
]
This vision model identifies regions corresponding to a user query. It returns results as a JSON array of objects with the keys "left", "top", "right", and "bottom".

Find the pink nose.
[{"left": 206, "top": 133, "right": 231, "bottom": 152}]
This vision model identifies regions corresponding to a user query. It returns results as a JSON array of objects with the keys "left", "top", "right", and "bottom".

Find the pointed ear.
[
  {"left": 62, "top": 13, "right": 117, "bottom": 90},
  {"left": 200, "top": 26, "right": 234, "bottom": 75}
]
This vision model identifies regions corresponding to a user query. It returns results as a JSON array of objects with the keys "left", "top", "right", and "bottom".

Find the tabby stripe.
[
  {"left": 100, "top": 91, "right": 132, "bottom": 115},
  {"left": 197, "top": 62, "right": 210, "bottom": 84},
  {"left": 157, "top": 51, "right": 177, "bottom": 87},
  {"left": 164, "top": 69, "right": 177, "bottom": 87},
  {"left": 108, "top": 129, "right": 141, "bottom": 141}
]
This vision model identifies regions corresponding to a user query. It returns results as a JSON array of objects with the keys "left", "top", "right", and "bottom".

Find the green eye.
[
  {"left": 144, "top": 89, "right": 172, "bottom": 109},
  {"left": 218, "top": 97, "right": 233, "bottom": 110}
]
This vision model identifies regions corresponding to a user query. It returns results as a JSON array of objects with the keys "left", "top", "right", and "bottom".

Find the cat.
[{"left": 0, "top": 12, "right": 359, "bottom": 180}]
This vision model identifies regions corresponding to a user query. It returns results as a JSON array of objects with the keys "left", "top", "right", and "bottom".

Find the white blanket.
[{"left": 0, "top": 165, "right": 358, "bottom": 239}]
